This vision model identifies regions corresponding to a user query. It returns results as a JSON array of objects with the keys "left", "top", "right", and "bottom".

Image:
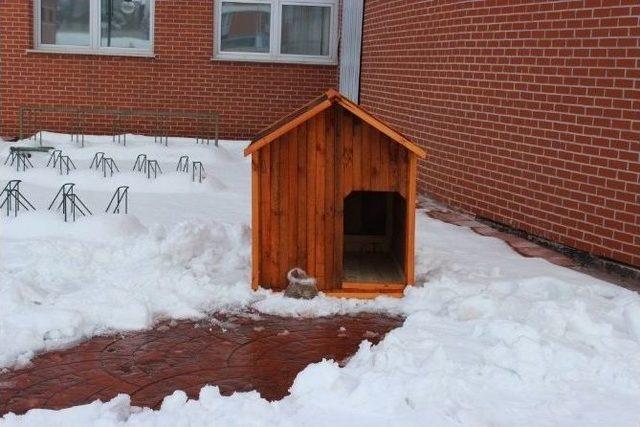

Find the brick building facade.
[
  {"left": 0, "top": 0, "right": 338, "bottom": 140},
  {"left": 359, "top": 0, "right": 639, "bottom": 268}
]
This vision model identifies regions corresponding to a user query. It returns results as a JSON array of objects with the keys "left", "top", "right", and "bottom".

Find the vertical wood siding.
[{"left": 253, "top": 104, "right": 412, "bottom": 291}]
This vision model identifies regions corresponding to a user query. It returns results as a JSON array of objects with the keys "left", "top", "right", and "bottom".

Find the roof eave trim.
[
  {"left": 244, "top": 99, "right": 333, "bottom": 156},
  {"left": 333, "top": 97, "right": 427, "bottom": 159}
]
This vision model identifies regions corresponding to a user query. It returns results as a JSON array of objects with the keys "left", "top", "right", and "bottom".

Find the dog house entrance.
[{"left": 343, "top": 191, "right": 406, "bottom": 284}]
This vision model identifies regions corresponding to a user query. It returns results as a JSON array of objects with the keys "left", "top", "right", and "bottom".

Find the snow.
[{"left": 2, "top": 132, "right": 640, "bottom": 426}]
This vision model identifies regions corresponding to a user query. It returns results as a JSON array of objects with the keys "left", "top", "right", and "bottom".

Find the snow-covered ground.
[{"left": 1, "top": 133, "right": 640, "bottom": 427}]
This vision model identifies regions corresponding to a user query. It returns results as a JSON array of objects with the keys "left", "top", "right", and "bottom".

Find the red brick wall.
[
  {"left": 360, "top": 0, "right": 640, "bottom": 267},
  {"left": 0, "top": 0, "right": 337, "bottom": 140}
]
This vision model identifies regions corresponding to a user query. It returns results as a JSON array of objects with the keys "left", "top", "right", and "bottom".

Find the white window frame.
[
  {"left": 214, "top": 0, "right": 338, "bottom": 65},
  {"left": 32, "top": 0, "right": 155, "bottom": 57}
]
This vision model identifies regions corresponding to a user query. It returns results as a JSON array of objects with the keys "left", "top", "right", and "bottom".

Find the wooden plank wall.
[
  {"left": 340, "top": 107, "right": 409, "bottom": 199},
  {"left": 255, "top": 105, "right": 411, "bottom": 291}
]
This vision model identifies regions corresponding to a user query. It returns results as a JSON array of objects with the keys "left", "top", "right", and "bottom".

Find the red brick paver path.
[{"left": 0, "top": 313, "right": 402, "bottom": 415}]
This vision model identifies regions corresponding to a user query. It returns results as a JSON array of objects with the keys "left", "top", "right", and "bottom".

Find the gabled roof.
[{"left": 244, "top": 89, "right": 427, "bottom": 158}]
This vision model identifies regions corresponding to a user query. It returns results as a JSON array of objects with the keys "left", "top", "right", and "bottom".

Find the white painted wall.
[{"left": 339, "top": 0, "right": 364, "bottom": 103}]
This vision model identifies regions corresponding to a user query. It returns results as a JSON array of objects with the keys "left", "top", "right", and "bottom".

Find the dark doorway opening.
[{"left": 342, "top": 191, "right": 406, "bottom": 284}]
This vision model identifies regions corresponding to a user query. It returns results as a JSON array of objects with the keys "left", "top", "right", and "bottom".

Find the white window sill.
[
  {"left": 212, "top": 54, "right": 337, "bottom": 66},
  {"left": 27, "top": 49, "right": 156, "bottom": 58}
]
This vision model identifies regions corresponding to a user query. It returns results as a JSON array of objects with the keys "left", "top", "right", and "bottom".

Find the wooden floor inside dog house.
[
  {"left": 339, "top": 191, "right": 407, "bottom": 297},
  {"left": 343, "top": 252, "right": 405, "bottom": 284}
]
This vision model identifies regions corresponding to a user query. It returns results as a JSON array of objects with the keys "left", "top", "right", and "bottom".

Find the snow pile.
[
  {"left": 0, "top": 217, "right": 256, "bottom": 367},
  {"left": 2, "top": 133, "right": 640, "bottom": 426},
  {"left": 0, "top": 134, "right": 256, "bottom": 367}
]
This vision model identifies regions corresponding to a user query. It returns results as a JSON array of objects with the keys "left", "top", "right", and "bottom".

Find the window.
[
  {"left": 39, "top": 0, "right": 91, "bottom": 46},
  {"left": 34, "top": 0, "right": 154, "bottom": 55},
  {"left": 215, "top": 0, "right": 338, "bottom": 64},
  {"left": 280, "top": 5, "right": 330, "bottom": 56},
  {"left": 220, "top": 3, "right": 271, "bottom": 53}
]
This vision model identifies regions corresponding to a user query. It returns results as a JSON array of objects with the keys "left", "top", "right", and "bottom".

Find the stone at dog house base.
[{"left": 284, "top": 268, "right": 319, "bottom": 300}]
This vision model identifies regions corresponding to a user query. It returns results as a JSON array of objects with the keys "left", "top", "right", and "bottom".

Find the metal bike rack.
[
  {"left": 146, "top": 160, "right": 162, "bottom": 179},
  {"left": 101, "top": 157, "right": 120, "bottom": 177},
  {"left": 19, "top": 108, "right": 44, "bottom": 145},
  {"left": 196, "top": 118, "right": 212, "bottom": 145},
  {"left": 17, "top": 153, "right": 33, "bottom": 172},
  {"left": 115, "top": 133, "right": 127, "bottom": 146},
  {"left": 154, "top": 135, "right": 168, "bottom": 146},
  {"left": 106, "top": 186, "right": 129, "bottom": 214},
  {"left": 48, "top": 183, "right": 92, "bottom": 222},
  {"left": 4, "top": 152, "right": 34, "bottom": 172},
  {"left": 112, "top": 113, "right": 128, "bottom": 146},
  {"left": 19, "top": 106, "right": 219, "bottom": 148},
  {"left": 70, "top": 111, "right": 86, "bottom": 147},
  {"left": 58, "top": 155, "right": 76, "bottom": 175},
  {"left": 90, "top": 152, "right": 105, "bottom": 169},
  {"left": 2, "top": 152, "right": 12, "bottom": 166},
  {"left": 177, "top": 155, "right": 189, "bottom": 172},
  {"left": 47, "top": 149, "right": 63, "bottom": 168},
  {"left": 0, "top": 180, "right": 36, "bottom": 217},
  {"left": 192, "top": 161, "right": 205, "bottom": 183},
  {"left": 133, "top": 154, "right": 148, "bottom": 173},
  {"left": 154, "top": 111, "right": 169, "bottom": 146}
]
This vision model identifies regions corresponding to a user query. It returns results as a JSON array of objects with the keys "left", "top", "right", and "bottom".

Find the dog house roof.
[{"left": 243, "top": 89, "right": 427, "bottom": 158}]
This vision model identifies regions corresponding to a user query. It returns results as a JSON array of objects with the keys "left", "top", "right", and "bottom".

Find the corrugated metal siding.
[{"left": 339, "top": 0, "right": 363, "bottom": 103}]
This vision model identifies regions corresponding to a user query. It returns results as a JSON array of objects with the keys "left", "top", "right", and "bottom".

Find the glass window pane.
[
  {"left": 40, "top": 0, "right": 90, "bottom": 46},
  {"left": 101, "top": 0, "right": 152, "bottom": 49},
  {"left": 281, "top": 5, "right": 330, "bottom": 56},
  {"left": 220, "top": 2, "right": 270, "bottom": 53}
]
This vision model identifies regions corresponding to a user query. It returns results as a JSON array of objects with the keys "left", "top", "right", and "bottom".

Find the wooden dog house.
[{"left": 244, "top": 89, "right": 426, "bottom": 298}]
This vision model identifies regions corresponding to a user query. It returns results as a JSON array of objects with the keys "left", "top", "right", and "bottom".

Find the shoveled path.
[{"left": 0, "top": 312, "right": 402, "bottom": 415}]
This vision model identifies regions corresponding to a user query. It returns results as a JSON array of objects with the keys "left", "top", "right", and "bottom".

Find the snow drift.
[{"left": 1, "top": 133, "right": 640, "bottom": 427}]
